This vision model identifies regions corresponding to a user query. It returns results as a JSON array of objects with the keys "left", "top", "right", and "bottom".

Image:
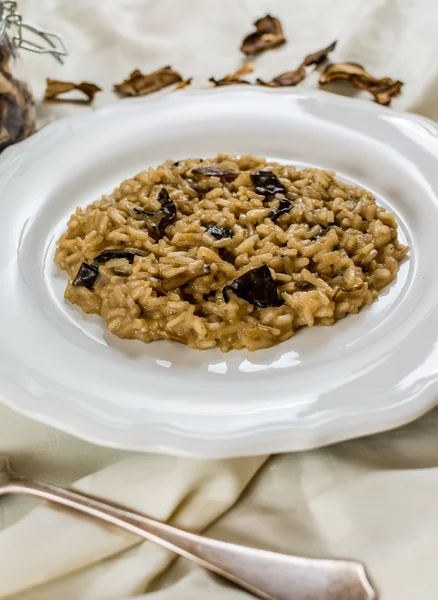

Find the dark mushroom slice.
[
  {"left": 223, "top": 265, "right": 284, "bottom": 308},
  {"left": 191, "top": 166, "right": 239, "bottom": 181},
  {"left": 206, "top": 225, "right": 234, "bottom": 240},
  {"left": 150, "top": 204, "right": 177, "bottom": 239},
  {"left": 250, "top": 171, "right": 287, "bottom": 197},
  {"left": 93, "top": 249, "right": 143, "bottom": 264},
  {"left": 114, "top": 66, "right": 183, "bottom": 97},
  {"left": 269, "top": 198, "right": 293, "bottom": 222},
  {"left": 73, "top": 262, "right": 99, "bottom": 289},
  {"left": 44, "top": 79, "right": 102, "bottom": 104},
  {"left": 161, "top": 261, "right": 211, "bottom": 292},
  {"left": 134, "top": 188, "right": 177, "bottom": 240},
  {"left": 153, "top": 188, "right": 177, "bottom": 238},
  {"left": 240, "top": 15, "right": 286, "bottom": 56},
  {"left": 157, "top": 188, "right": 171, "bottom": 204},
  {"left": 134, "top": 207, "right": 155, "bottom": 217},
  {"left": 219, "top": 248, "right": 236, "bottom": 264}
]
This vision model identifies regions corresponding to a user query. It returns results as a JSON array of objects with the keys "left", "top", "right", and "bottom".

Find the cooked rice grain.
[{"left": 55, "top": 155, "right": 409, "bottom": 351}]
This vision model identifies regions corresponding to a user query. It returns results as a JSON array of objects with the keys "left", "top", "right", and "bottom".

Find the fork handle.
[{"left": 6, "top": 476, "right": 376, "bottom": 600}]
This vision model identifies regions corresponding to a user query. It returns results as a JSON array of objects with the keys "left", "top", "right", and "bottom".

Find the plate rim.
[{"left": 1, "top": 86, "right": 438, "bottom": 457}]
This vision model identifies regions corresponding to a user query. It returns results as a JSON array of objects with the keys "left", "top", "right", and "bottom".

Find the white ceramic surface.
[{"left": 0, "top": 87, "right": 437, "bottom": 457}]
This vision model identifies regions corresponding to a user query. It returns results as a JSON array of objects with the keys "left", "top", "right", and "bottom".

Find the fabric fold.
[{"left": 0, "top": 455, "right": 266, "bottom": 599}]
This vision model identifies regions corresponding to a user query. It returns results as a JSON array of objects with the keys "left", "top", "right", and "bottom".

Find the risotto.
[{"left": 55, "top": 154, "right": 409, "bottom": 352}]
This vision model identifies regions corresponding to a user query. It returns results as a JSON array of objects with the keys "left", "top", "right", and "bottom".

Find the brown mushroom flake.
[
  {"left": 257, "top": 41, "right": 336, "bottom": 88},
  {"left": 257, "top": 66, "right": 306, "bottom": 88},
  {"left": 209, "top": 63, "right": 253, "bottom": 87},
  {"left": 44, "top": 79, "right": 102, "bottom": 104},
  {"left": 301, "top": 40, "right": 337, "bottom": 67},
  {"left": 175, "top": 77, "right": 193, "bottom": 90},
  {"left": 319, "top": 62, "right": 369, "bottom": 83},
  {"left": 114, "top": 66, "right": 183, "bottom": 97},
  {"left": 319, "top": 62, "right": 403, "bottom": 106},
  {"left": 351, "top": 76, "right": 403, "bottom": 106},
  {"left": 240, "top": 15, "right": 286, "bottom": 56}
]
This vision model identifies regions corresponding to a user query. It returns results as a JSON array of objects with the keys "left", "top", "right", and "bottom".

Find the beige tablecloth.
[{"left": 1, "top": 0, "right": 438, "bottom": 598}]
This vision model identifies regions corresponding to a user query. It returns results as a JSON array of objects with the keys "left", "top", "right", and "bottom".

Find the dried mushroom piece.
[
  {"left": 192, "top": 166, "right": 239, "bottom": 180},
  {"left": 154, "top": 188, "right": 177, "bottom": 238},
  {"left": 257, "top": 67, "right": 306, "bottom": 88},
  {"left": 250, "top": 171, "right": 287, "bottom": 197},
  {"left": 134, "top": 207, "right": 155, "bottom": 217},
  {"left": 133, "top": 188, "right": 177, "bottom": 239},
  {"left": 206, "top": 225, "right": 234, "bottom": 240},
  {"left": 93, "top": 250, "right": 142, "bottom": 264},
  {"left": 161, "top": 261, "right": 211, "bottom": 292},
  {"left": 257, "top": 40, "right": 336, "bottom": 88},
  {"left": 301, "top": 40, "right": 337, "bottom": 67},
  {"left": 175, "top": 78, "right": 193, "bottom": 90},
  {"left": 269, "top": 198, "right": 292, "bottom": 222},
  {"left": 114, "top": 66, "right": 183, "bottom": 97},
  {"left": 241, "top": 15, "right": 286, "bottom": 56},
  {"left": 44, "top": 79, "right": 102, "bottom": 103},
  {"left": 319, "top": 62, "right": 403, "bottom": 106},
  {"left": 73, "top": 263, "right": 99, "bottom": 289},
  {"left": 319, "top": 62, "right": 367, "bottom": 83},
  {"left": 209, "top": 63, "right": 253, "bottom": 87},
  {"left": 223, "top": 265, "right": 284, "bottom": 308},
  {"left": 219, "top": 248, "right": 236, "bottom": 264},
  {"left": 351, "top": 76, "right": 403, "bottom": 106}
]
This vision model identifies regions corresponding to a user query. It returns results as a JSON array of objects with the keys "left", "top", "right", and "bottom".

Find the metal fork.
[{"left": 0, "top": 456, "right": 376, "bottom": 600}]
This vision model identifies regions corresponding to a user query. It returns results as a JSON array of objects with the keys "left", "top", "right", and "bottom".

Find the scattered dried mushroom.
[
  {"left": 223, "top": 265, "right": 284, "bottom": 308},
  {"left": 114, "top": 66, "right": 183, "bottom": 97},
  {"left": 44, "top": 79, "right": 102, "bottom": 104},
  {"left": 319, "top": 62, "right": 403, "bottom": 106},
  {"left": 209, "top": 63, "right": 253, "bottom": 87},
  {"left": 241, "top": 15, "right": 286, "bottom": 56},
  {"left": 257, "top": 40, "right": 336, "bottom": 88}
]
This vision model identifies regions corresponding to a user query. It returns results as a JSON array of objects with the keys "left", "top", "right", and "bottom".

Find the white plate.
[{"left": 0, "top": 87, "right": 437, "bottom": 457}]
